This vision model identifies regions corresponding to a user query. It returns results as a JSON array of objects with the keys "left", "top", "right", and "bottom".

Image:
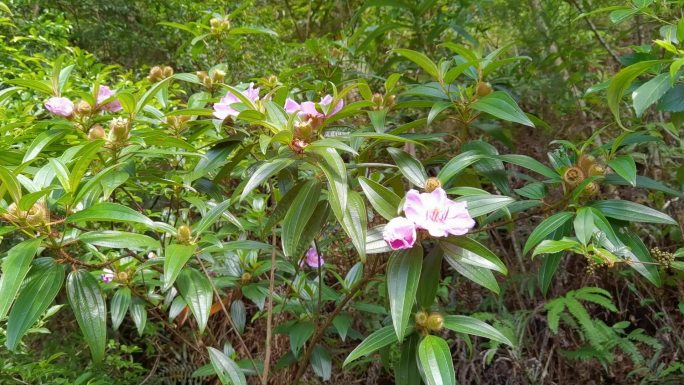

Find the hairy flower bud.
[
  {"left": 588, "top": 164, "right": 605, "bottom": 177},
  {"left": 384, "top": 94, "right": 396, "bottom": 108},
  {"left": 289, "top": 138, "right": 308, "bottom": 153},
  {"left": 148, "top": 66, "right": 163, "bottom": 82},
  {"left": 75, "top": 100, "right": 92, "bottom": 116},
  {"left": 294, "top": 119, "right": 315, "bottom": 141},
  {"left": 267, "top": 75, "right": 278, "bottom": 85},
  {"left": 426, "top": 313, "right": 444, "bottom": 331},
  {"left": 88, "top": 124, "right": 105, "bottom": 140},
  {"left": 415, "top": 311, "right": 429, "bottom": 327},
  {"left": 196, "top": 71, "right": 209, "bottom": 83},
  {"left": 212, "top": 70, "right": 226, "bottom": 83},
  {"left": 26, "top": 203, "right": 47, "bottom": 226},
  {"left": 241, "top": 272, "right": 252, "bottom": 284},
  {"left": 371, "top": 93, "right": 384, "bottom": 109},
  {"left": 583, "top": 181, "right": 599, "bottom": 196},
  {"left": 117, "top": 271, "right": 129, "bottom": 281},
  {"left": 2, "top": 202, "right": 23, "bottom": 222},
  {"left": 476, "top": 81, "right": 492, "bottom": 97},
  {"left": 424, "top": 177, "right": 442, "bottom": 193},
  {"left": 162, "top": 66, "right": 174, "bottom": 78},
  {"left": 578, "top": 155, "right": 596, "bottom": 174},
  {"left": 109, "top": 117, "right": 129, "bottom": 143},
  {"left": 563, "top": 166, "right": 585, "bottom": 187},
  {"left": 177, "top": 225, "right": 192, "bottom": 243}
]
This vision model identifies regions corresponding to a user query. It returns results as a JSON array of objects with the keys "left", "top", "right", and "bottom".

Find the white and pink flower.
[
  {"left": 97, "top": 85, "right": 122, "bottom": 112},
  {"left": 284, "top": 94, "right": 343, "bottom": 119},
  {"left": 45, "top": 97, "right": 74, "bottom": 117},
  {"left": 382, "top": 187, "right": 475, "bottom": 249},
  {"left": 213, "top": 83, "right": 260, "bottom": 120},
  {"left": 302, "top": 247, "right": 324, "bottom": 268}
]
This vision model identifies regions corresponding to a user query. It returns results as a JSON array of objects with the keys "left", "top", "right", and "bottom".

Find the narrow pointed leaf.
[{"left": 67, "top": 270, "right": 107, "bottom": 363}]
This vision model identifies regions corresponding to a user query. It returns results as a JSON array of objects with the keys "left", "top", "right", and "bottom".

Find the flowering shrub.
[{"left": 0, "top": 1, "right": 682, "bottom": 384}]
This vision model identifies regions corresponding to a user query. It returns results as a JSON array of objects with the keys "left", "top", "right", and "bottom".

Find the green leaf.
[
  {"left": 437, "top": 151, "right": 486, "bottom": 185},
  {"left": 618, "top": 230, "right": 662, "bottom": 287},
  {"left": 6, "top": 264, "right": 64, "bottom": 351},
  {"left": 289, "top": 321, "right": 315, "bottom": 356},
  {"left": 394, "top": 49, "right": 440, "bottom": 79},
  {"left": 416, "top": 247, "right": 444, "bottom": 309},
  {"left": 0, "top": 165, "right": 22, "bottom": 203},
  {"left": 229, "top": 26, "right": 278, "bottom": 37},
  {"left": 591, "top": 200, "right": 676, "bottom": 225},
  {"left": 395, "top": 333, "right": 421, "bottom": 385},
  {"left": 523, "top": 212, "right": 574, "bottom": 255},
  {"left": 22, "top": 129, "right": 68, "bottom": 163},
  {"left": 67, "top": 270, "right": 107, "bottom": 363},
  {"left": 192, "top": 199, "right": 233, "bottom": 236},
  {"left": 7, "top": 78, "right": 53, "bottom": 95},
  {"left": 314, "top": 147, "right": 348, "bottom": 220},
  {"left": 387, "top": 147, "right": 427, "bottom": 188},
  {"left": 129, "top": 298, "right": 147, "bottom": 336},
  {"left": 311, "top": 345, "right": 332, "bottom": 381},
  {"left": 607, "top": 60, "right": 668, "bottom": 127},
  {"left": 443, "top": 315, "right": 514, "bottom": 346},
  {"left": 387, "top": 246, "right": 423, "bottom": 341},
  {"left": 0, "top": 239, "right": 42, "bottom": 320},
  {"left": 136, "top": 76, "right": 173, "bottom": 113},
  {"left": 176, "top": 268, "right": 213, "bottom": 333},
  {"left": 79, "top": 231, "right": 159, "bottom": 249},
  {"left": 632, "top": 73, "right": 671, "bottom": 117},
  {"left": 607, "top": 156, "right": 637, "bottom": 187},
  {"left": 456, "top": 195, "right": 515, "bottom": 217},
  {"left": 418, "top": 335, "right": 456, "bottom": 385},
  {"left": 240, "top": 159, "right": 294, "bottom": 201},
  {"left": 358, "top": 177, "right": 401, "bottom": 220},
  {"left": 445, "top": 257, "right": 500, "bottom": 294},
  {"left": 163, "top": 244, "right": 198, "bottom": 291},
  {"left": 573, "top": 207, "right": 595, "bottom": 245},
  {"left": 343, "top": 325, "right": 399, "bottom": 367},
  {"left": 281, "top": 180, "right": 321, "bottom": 257},
  {"left": 67, "top": 203, "right": 154, "bottom": 227},
  {"left": 532, "top": 239, "right": 581, "bottom": 257},
  {"left": 539, "top": 221, "right": 573, "bottom": 295},
  {"left": 428, "top": 101, "right": 452, "bottom": 125},
  {"left": 340, "top": 191, "right": 367, "bottom": 261},
  {"left": 207, "top": 347, "right": 247, "bottom": 385},
  {"left": 471, "top": 91, "right": 534, "bottom": 127},
  {"left": 496, "top": 154, "right": 559, "bottom": 180},
  {"left": 110, "top": 288, "right": 131, "bottom": 331},
  {"left": 441, "top": 236, "right": 507, "bottom": 274}
]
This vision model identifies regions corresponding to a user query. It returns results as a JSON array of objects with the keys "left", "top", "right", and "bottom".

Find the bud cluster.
[
  {"left": 2, "top": 202, "right": 48, "bottom": 227},
  {"left": 562, "top": 155, "right": 606, "bottom": 197},
  {"left": 177, "top": 225, "right": 193, "bottom": 244},
  {"left": 167, "top": 115, "right": 191, "bottom": 133},
  {"left": 108, "top": 117, "right": 130, "bottom": 144},
  {"left": 651, "top": 247, "right": 675, "bottom": 267},
  {"left": 415, "top": 310, "right": 444, "bottom": 332},
  {"left": 210, "top": 17, "right": 231, "bottom": 34},
  {"left": 196, "top": 69, "right": 226, "bottom": 89},
  {"left": 371, "top": 93, "right": 396, "bottom": 111},
  {"left": 147, "top": 65, "right": 174, "bottom": 82}
]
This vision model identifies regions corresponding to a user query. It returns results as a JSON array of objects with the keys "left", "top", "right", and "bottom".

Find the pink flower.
[
  {"left": 97, "top": 85, "right": 122, "bottom": 112},
  {"left": 100, "top": 269, "right": 115, "bottom": 283},
  {"left": 404, "top": 188, "right": 475, "bottom": 237},
  {"left": 284, "top": 94, "right": 343, "bottom": 119},
  {"left": 44, "top": 97, "right": 74, "bottom": 117},
  {"left": 302, "top": 247, "right": 324, "bottom": 268},
  {"left": 383, "top": 217, "right": 417, "bottom": 250},
  {"left": 213, "top": 82, "right": 260, "bottom": 120}
]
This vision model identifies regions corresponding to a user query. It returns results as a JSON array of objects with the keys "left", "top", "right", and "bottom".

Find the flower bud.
[
  {"left": 588, "top": 164, "right": 605, "bottom": 177},
  {"left": 117, "top": 271, "right": 129, "bottom": 281},
  {"left": 578, "top": 155, "right": 596, "bottom": 174},
  {"left": 371, "top": 93, "right": 384, "bottom": 109},
  {"left": 384, "top": 94, "right": 396, "bottom": 108},
  {"left": 3, "top": 202, "right": 23, "bottom": 222},
  {"left": 241, "top": 272, "right": 252, "bottom": 284},
  {"left": 424, "top": 177, "right": 442, "bottom": 193},
  {"left": 563, "top": 166, "right": 585, "bottom": 187},
  {"left": 162, "top": 66, "right": 174, "bottom": 78},
  {"left": 148, "top": 66, "right": 163, "bottom": 82},
  {"left": 88, "top": 124, "right": 105, "bottom": 140},
  {"left": 294, "top": 119, "right": 314, "bottom": 141},
  {"left": 177, "top": 225, "right": 192, "bottom": 243},
  {"left": 583, "top": 181, "right": 599, "bottom": 196},
  {"left": 267, "top": 75, "right": 278, "bottom": 85},
  {"left": 209, "top": 18, "right": 221, "bottom": 29},
  {"left": 476, "top": 81, "right": 492, "bottom": 97},
  {"left": 109, "top": 117, "right": 129, "bottom": 143},
  {"left": 426, "top": 313, "right": 444, "bottom": 331},
  {"left": 75, "top": 100, "right": 92, "bottom": 116},
  {"left": 415, "top": 311, "right": 429, "bottom": 327},
  {"left": 289, "top": 138, "right": 308, "bottom": 153},
  {"left": 212, "top": 70, "right": 226, "bottom": 83},
  {"left": 202, "top": 77, "right": 213, "bottom": 88},
  {"left": 196, "top": 71, "right": 209, "bottom": 82},
  {"left": 26, "top": 203, "right": 47, "bottom": 226}
]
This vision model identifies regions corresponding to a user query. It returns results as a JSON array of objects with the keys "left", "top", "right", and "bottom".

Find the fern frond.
[
  {"left": 545, "top": 299, "right": 566, "bottom": 334},
  {"left": 576, "top": 286, "right": 612, "bottom": 298},
  {"left": 628, "top": 328, "right": 663, "bottom": 351},
  {"left": 565, "top": 297, "right": 606, "bottom": 349},
  {"left": 575, "top": 292, "right": 618, "bottom": 312}
]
